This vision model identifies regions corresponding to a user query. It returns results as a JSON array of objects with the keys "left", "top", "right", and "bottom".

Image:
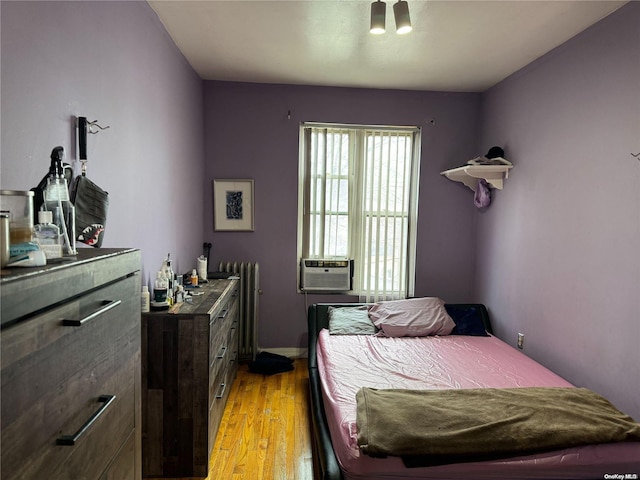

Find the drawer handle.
[
  {"left": 217, "top": 346, "right": 227, "bottom": 359},
  {"left": 63, "top": 300, "right": 122, "bottom": 327},
  {"left": 56, "top": 394, "right": 116, "bottom": 446},
  {"left": 215, "top": 383, "right": 226, "bottom": 399},
  {"left": 217, "top": 308, "right": 228, "bottom": 319}
]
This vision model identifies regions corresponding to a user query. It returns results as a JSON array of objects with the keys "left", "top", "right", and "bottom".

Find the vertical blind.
[{"left": 299, "top": 124, "right": 420, "bottom": 301}]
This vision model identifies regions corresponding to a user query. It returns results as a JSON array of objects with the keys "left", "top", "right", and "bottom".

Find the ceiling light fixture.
[
  {"left": 393, "top": 0, "right": 412, "bottom": 34},
  {"left": 370, "top": 0, "right": 386, "bottom": 34}
]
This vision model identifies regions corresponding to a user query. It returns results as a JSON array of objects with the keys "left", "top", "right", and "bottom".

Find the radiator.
[{"left": 217, "top": 261, "right": 260, "bottom": 362}]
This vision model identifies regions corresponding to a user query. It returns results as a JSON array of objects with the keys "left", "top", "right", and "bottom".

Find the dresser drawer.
[
  {"left": 228, "top": 321, "right": 239, "bottom": 381},
  {"left": 100, "top": 429, "right": 137, "bottom": 480},
  {"left": 209, "top": 315, "right": 227, "bottom": 368},
  {"left": 208, "top": 286, "right": 238, "bottom": 395},
  {"left": 207, "top": 319, "right": 238, "bottom": 453},
  {"left": 1, "top": 273, "right": 139, "bottom": 480},
  {"left": 207, "top": 357, "right": 235, "bottom": 454},
  {"left": 226, "top": 286, "right": 239, "bottom": 327}
]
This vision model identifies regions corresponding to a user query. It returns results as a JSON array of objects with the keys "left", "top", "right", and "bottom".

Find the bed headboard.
[{"left": 307, "top": 302, "right": 493, "bottom": 369}]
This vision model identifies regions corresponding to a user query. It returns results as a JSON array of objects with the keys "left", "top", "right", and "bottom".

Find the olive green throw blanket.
[{"left": 356, "top": 387, "right": 640, "bottom": 464}]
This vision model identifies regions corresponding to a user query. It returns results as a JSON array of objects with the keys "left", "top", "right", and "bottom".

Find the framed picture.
[{"left": 213, "top": 179, "right": 255, "bottom": 231}]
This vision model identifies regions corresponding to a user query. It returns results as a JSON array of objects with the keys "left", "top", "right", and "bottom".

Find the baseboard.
[{"left": 257, "top": 347, "right": 308, "bottom": 359}]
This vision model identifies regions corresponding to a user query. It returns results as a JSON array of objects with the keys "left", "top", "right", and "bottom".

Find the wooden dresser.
[
  {"left": 141, "top": 279, "right": 239, "bottom": 478},
  {"left": 0, "top": 248, "right": 142, "bottom": 480}
]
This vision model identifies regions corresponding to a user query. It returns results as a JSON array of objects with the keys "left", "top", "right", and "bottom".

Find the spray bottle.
[
  {"left": 42, "top": 147, "right": 76, "bottom": 255},
  {"left": 166, "top": 253, "right": 175, "bottom": 302}
]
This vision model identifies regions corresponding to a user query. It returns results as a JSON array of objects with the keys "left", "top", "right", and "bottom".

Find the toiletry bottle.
[
  {"left": 141, "top": 285, "right": 150, "bottom": 312},
  {"left": 34, "top": 210, "right": 62, "bottom": 259},
  {"left": 166, "top": 253, "right": 175, "bottom": 301},
  {"left": 175, "top": 285, "right": 184, "bottom": 304},
  {"left": 154, "top": 271, "right": 168, "bottom": 303},
  {"left": 164, "top": 271, "right": 173, "bottom": 307},
  {"left": 191, "top": 269, "right": 198, "bottom": 286},
  {"left": 42, "top": 147, "right": 76, "bottom": 255}
]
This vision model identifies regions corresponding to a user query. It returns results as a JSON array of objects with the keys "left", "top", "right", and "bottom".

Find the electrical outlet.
[{"left": 517, "top": 333, "right": 524, "bottom": 349}]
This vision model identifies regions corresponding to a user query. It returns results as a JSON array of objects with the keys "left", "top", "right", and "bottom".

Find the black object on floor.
[{"left": 248, "top": 351, "right": 294, "bottom": 375}]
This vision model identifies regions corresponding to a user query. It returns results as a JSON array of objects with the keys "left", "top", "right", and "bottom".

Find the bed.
[{"left": 307, "top": 300, "right": 640, "bottom": 480}]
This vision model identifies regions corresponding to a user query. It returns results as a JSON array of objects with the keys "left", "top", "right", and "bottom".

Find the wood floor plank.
[
  {"left": 148, "top": 358, "right": 313, "bottom": 480},
  {"left": 211, "top": 358, "right": 312, "bottom": 480}
]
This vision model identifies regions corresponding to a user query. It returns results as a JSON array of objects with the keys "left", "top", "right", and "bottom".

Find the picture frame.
[{"left": 213, "top": 179, "right": 255, "bottom": 231}]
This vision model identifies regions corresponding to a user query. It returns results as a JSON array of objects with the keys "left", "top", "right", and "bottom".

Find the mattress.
[{"left": 316, "top": 329, "right": 640, "bottom": 480}]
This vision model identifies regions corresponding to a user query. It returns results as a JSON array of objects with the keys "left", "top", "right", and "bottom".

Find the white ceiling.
[{"left": 148, "top": 0, "right": 626, "bottom": 92}]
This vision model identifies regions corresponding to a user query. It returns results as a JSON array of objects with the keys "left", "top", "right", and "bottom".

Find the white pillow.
[
  {"left": 328, "top": 306, "right": 377, "bottom": 335},
  {"left": 368, "top": 297, "right": 455, "bottom": 337}
]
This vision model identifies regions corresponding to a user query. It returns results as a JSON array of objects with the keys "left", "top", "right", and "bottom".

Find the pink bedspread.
[{"left": 316, "top": 330, "right": 640, "bottom": 480}]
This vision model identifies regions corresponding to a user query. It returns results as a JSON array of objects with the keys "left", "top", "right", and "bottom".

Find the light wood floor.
[{"left": 208, "top": 358, "right": 314, "bottom": 480}]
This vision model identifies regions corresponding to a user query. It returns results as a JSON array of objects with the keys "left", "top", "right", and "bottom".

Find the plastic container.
[
  {"left": 175, "top": 285, "right": 185, "bottom": 303},
  {"left": 141, "top": 286, "right": 150, "bottom": 313},
  {"left": 34, "top": 210, "right": 62, "bottom": 259},
  {"left": 0, "top": 190, "right": 34, "bottom": 245},
  {"left": 165, "top": 254, "right": 175, "bottom": 301},
  {"left": 191, "top": 269, "right": 198, "bottom": 286},
  {"left": 43, "top": 177, "right": 76, "bottom": 256},
  {"left": 6, "top": 250, "right": 46, "bottom": 267},
  {"left": 154, "top": 271, "right": 168, "bottom": 302},
  {"left": 197, "top": 255, "right": 207, "bottom": 282}
]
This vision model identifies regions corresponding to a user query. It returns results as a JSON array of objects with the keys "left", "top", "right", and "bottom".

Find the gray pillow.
[{"left": 328, "top": 306, "right": 377, "bottom": 335}]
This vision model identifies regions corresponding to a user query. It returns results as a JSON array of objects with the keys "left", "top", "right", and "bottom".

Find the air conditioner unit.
[{"left": 300, "top": 259, "right": 353, "bottom": 293}]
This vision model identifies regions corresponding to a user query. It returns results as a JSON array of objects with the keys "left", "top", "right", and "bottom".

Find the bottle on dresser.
[
  {"left": 141, "top": 286, "right": 150, "bottom": 313},
  {"left": 34, "top": 210, "right": 62, "bottom": 259},
  {"left": 165, "top": 253, "right": 176, "bottom": 303},
  {"left": 42, "top": 147, "right": 75, "bottom": 256},
  {"left": 154, "top": 271, "right": 168, "bottom": 303}
]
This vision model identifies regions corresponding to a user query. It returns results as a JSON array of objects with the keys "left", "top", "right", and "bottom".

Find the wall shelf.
[{"left": 440, "top": 163, "right": 513, "bottom": 191}]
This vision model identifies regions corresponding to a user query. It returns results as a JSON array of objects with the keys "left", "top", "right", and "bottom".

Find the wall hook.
[
  {"left": 87, "top": 119, "right": 111, "bottom": 134},
  {"left": 76, "top": 116, "right": 111, "bottom": 170}
]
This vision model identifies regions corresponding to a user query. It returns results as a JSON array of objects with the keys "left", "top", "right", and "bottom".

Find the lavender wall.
[
  {"left": 204, "top": 82, "right": 481, "bottom": 351},
  {"left": 0, "top": 1, "right": 204, "bottom": 285},
  {"left": 3, "top": 0, "right": 633, "bottom": 423},
  {"left": 476, "top": 2, "right": 640, "bottom": 419}
]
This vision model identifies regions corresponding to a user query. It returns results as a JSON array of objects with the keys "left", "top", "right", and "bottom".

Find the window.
[{"left": 297, "top": 123, "right": 421, "bottom": 301}]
